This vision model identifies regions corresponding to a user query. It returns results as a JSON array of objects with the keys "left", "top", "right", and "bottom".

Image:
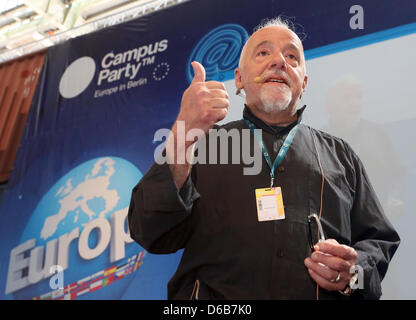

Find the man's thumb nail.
[{"left": 191, "top": 61, "right": 206, "bottom": 83}]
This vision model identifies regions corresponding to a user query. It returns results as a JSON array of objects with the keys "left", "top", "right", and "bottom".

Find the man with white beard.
[{"left": 128, "top": 17, "right": 399, "bottom": 300}]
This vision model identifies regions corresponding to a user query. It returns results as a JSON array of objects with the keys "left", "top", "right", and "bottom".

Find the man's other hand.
[{"left": 304, "top": 239, "right": 358, "bottom": 291}]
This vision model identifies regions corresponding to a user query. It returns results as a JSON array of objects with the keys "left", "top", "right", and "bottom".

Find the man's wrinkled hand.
[
  {"left": 176, "top": 61, "right": 230, "bottom": 139},
  {"left": 304, "top": 239, "right": 358, "bottom": 291}
]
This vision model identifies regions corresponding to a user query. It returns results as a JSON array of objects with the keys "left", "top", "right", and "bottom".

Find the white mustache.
[{"left": 261, "top": 71, "right": 291, "bottom": 87}]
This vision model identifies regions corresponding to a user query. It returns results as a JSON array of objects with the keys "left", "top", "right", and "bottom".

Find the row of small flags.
[{"left": 33, "top": 251, "right": 145, "bottom": 300}]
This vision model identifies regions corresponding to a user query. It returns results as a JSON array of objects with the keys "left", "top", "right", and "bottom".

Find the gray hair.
[
  {"left": 253, "top": 17, "right": 294, "bottom": 33},
  {"left": 253, "top": 16, "right": 305, "bottom": 41}
]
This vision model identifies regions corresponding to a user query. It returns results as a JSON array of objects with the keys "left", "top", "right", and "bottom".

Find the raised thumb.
[{"left": 191, "top": 61, "right": 206, "bottom": 83}]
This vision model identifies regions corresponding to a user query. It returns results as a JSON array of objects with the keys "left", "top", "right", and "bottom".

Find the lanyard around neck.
[{"left": 243, "top": 118, "right": 299, "bottom": 187}]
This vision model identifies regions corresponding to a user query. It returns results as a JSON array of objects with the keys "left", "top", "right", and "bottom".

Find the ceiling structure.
[{"left": 0, "top": 0, "right": 188, "bottom": 64}]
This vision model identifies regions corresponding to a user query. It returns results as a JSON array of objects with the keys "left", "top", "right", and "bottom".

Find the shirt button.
[
  {"left": 278, "top": 166, "right": 285, "bottom": 172},
  {"left": 276, "top": 248, "right": 284, "bottom": 257}
]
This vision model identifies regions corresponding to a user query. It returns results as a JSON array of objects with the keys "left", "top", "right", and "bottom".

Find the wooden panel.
[{"left": 0, "top": 52, "right": 45, "bottom": 183}]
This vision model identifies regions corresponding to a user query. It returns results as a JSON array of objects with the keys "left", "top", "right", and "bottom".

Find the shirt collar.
[{"left": 243, "top": 105, "right": 307, "bottom": 135}]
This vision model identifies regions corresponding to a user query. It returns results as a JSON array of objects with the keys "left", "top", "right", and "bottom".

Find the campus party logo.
[
  {"left": 59, "top": 56, "right": 96, "bottom": 99},
  {"left": 186, "top": 24, "right": 248, "bottom": 83},
  {"left": 58, "top": 39, "right": 169, "bottom": 99},
  {"left": 5, "top": 157, "right": 143, "bottom": 299}
]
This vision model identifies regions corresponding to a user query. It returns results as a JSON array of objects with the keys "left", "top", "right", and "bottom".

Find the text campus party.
[{"left": 97, "top": 39, "right": 168, "bottom": 85}]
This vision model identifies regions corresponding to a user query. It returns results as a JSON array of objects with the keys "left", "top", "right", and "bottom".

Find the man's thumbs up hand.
[
  {"left": 165, "top": 61, "right": 230, "bottom": 188},
  {"left": 177, "top": 61, "right": 230, "bottom": 140}
]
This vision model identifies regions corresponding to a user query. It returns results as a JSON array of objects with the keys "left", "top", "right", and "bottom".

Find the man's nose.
[{"left": 268, "top": 52, "right": 287, "bottom": 70}]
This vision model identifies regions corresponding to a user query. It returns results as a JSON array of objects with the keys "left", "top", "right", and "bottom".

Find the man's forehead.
[{"left": 247, "top": 26, "right": 303, "bottom": 52}]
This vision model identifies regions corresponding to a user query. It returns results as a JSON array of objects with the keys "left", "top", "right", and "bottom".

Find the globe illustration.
[{"left": 14, "top": 157, "right": 144, "bottom": 300}]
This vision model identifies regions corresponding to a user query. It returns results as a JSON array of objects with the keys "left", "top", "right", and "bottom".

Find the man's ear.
[
  {"left": 234, "top": 68, "right": 243, "bottom": 92},
  {"left": 302, "top": 75, "right": 308, "bottom": 91},
  {"left": 301, "top": 75, "right": 308, "bottom": 96}
]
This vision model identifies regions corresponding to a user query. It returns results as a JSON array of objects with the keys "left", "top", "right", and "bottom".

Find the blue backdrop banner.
[{"left": 0, "top": 0, "right": 414, "bottom": 300}]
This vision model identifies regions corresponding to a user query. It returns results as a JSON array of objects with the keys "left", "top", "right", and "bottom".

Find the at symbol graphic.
[{"left": 186, "top": 24, "right": 249, "bottom": 83}]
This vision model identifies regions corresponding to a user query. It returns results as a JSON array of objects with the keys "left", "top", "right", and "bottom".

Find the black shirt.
[{"left": 128, "top": 106, "right": 400, "bottom": 299}]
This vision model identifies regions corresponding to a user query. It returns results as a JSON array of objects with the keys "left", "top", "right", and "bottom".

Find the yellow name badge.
[{"left": 255, "top": 187, "right": 285, "bottom": 222}]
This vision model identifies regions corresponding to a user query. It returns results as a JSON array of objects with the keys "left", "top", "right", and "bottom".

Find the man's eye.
[
  {"left": 257, "top": 50, "right": 268, "bottom": 56},
  {"left": 287, "top": 54, "right": 298, "bottom": 60}
]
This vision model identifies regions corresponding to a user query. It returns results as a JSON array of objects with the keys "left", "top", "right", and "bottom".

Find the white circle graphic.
[{"left": 59, "top": 56, "right": 96, "bottom": 99}]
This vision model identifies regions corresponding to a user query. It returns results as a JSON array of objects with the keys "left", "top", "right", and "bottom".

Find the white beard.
[{"left": 259, "top": 83, "right": 292, "bottom": 113}]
